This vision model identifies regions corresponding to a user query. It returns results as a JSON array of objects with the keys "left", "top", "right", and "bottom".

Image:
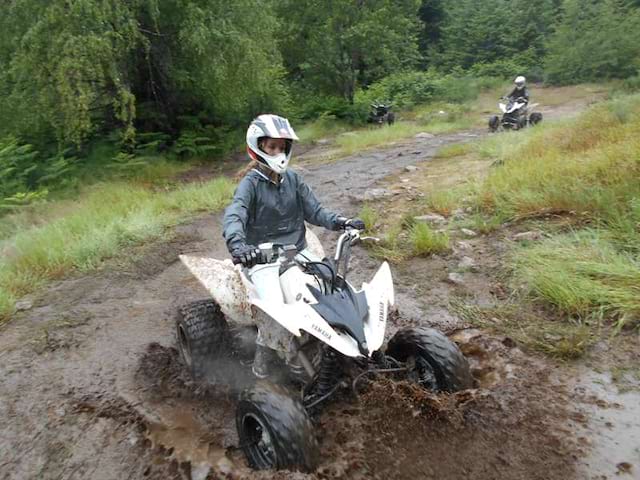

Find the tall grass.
[
  {"left": 474, "top": 94, "right": 640, "bottom": 329},
  {"left": 514, "top": 231, "right": 640, "bottom": 330},
  {"left": 476, "top": 96, "right": 640, "bottom": 221},
  {"left": 410, "top": 222, "right": 450, "bottom": 256},
  {"left": 0, "top": 177, "right": 234, "bottom": 323}
]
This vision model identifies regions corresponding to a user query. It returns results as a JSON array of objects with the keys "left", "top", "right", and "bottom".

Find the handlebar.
[{"left": 231, "top": 226, "right": 372, "bottom": 268}]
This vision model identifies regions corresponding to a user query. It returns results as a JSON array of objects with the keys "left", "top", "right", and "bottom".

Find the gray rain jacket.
[{"left": 223, "top": 168, "right": 342, "bottom": 253}]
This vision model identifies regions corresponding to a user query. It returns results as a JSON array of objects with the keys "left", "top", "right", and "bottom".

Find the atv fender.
[
  {"left": 179, "top": 230, "right": 325, "bottom": 327},
  {"left": 250, "top": 298, "right": 363, "bottom": 357},
  {"left": 179, "top": 255, "right": 254, "bottom": 326},
  {"left": 361, "top": 261, "right": 394, "bottom": 352}
]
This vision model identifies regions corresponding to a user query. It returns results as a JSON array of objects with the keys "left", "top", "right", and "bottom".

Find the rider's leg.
[
  {"left": 246, "top": 264, "right": 293, "bottom": 378},
  {"left": 246, "top": 248, "right": 323, "bottom": 378}
]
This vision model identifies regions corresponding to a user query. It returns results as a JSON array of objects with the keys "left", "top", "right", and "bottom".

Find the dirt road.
[{"left": 1, "top": 93, "right": 638, "bottom": 480}]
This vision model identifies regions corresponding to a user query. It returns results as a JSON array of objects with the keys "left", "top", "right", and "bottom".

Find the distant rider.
[
  {"left": 222, "top": 114, "right": 364, "bottom": 378},
  {"left": 506, "top": 75, "right": 530, "bottom": 104}
]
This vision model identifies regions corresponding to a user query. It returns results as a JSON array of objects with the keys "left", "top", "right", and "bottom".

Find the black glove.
[
  {"left": 346, "top": 218, "right": 366, "bottom": 230},
  {"left": 337, "top": 217, "right": 365, "bottom": 230},
  {"left": 231, "top": 244, "right": 262, "bottom": 268}
]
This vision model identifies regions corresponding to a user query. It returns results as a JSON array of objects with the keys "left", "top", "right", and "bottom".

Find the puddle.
[
  {"left": 145, "top": 403, "right": 236, "bottom": 479},
  {"left": 571, "top": 368, "right": 640, "bottom": 478}
]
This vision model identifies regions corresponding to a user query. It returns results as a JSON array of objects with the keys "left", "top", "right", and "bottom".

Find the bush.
[{"left": 356, "top": 71, "right": 440, "bottom": 109}]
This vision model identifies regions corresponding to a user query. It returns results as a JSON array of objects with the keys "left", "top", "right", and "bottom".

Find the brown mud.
[{"left": 1, "top": 93, "right": 638, "bottom": 480}]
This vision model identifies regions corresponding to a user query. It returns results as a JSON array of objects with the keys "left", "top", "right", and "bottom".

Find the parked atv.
[
  {"left": 177, "top": 228, "right": 473, "bottom": 472},
  {"left": 369, "top": 102, "right": 395, "bottom": 126},
  {"left": 489, "top": 96, "right": 543, "bottom": 132}
]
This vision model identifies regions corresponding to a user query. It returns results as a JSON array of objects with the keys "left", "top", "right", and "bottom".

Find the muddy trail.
[{"left": 1, "top": 94, "right": 638, "bottom": 480}]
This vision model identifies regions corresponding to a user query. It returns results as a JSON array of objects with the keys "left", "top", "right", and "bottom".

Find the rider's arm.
[
  {"left": 222, "top": 176, "right": 255, "bottom": 253},
  {"left": 295, "top": 172, "right": 343, "bottom": 231}
]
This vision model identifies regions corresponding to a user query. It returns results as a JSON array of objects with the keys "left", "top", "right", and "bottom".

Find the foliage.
[
  {"left": 0, "top": 0, "right": 289, "bottom": 148},
  {"left": 545, "top": 0, "right": 640, "bottom": 84},
  {"left": 0, "top": 136, "right": 83, "bottom": 210},
  {"left": 276, "top": 0, "right": 422, "bottom": 102},
  {"left": 432, "top": 0, "right": 556, "bottom": 72}
]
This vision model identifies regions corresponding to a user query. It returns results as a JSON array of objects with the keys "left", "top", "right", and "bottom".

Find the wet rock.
[
  {"left": 415, "top": 132, "right": 435, "bottom": 139},
  {"left": 447, "top": 272, "right": 465, "bottom": 285},
  {"left": 405, "top": 165, "right": 418, "bottom": 172},
  {"left": 191, "top": 463, "right": 211, "bottom": 480},
  {"left": 452, "top": 208, "right": 467, "bottom": 220},
  {"left": 456, "top": 240, "right": 472, "bottom": 250},
  {"left": 362, "top": 188, "right": 393, "bottom": 201},
  {"left": 458, "top": 256, "right": 476, "bottom": 270},
  {"left": 15, "top": 300, "right": 33, "bottom": 312},
  {"left": 461, "top": 228, "right": 477, "bottom": 237},
  {"left": 217, "top": 457, "right": 234, "bottom": 475},
  {"left": 414, "top": 213, "right": 446, "bottom": 224},
  {"left": 514, "top": 231, "right": 543, "bottom": 242}
]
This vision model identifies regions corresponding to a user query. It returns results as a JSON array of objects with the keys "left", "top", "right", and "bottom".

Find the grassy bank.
[
  {"left": 474, "top": 94, "right": 640, "bottom": 330},
  {"left": 0, "top": 177, "right": 234, "bottom": 323}
]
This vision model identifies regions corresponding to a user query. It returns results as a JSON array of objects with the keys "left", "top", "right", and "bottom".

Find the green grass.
[
  {"left": 471, "top": 93, "right": 640, "bottom": 331},
  {"left": 335, "top": 122, "right": 427, "bottom": 156},
  {"left": 514, "top": 231, "right": 640, "bottom": 331},
  {"left": 425, "top": 189, "right": 463, "bottom": 216},
  {"left": 0, "top": 177, "right": 234, "bottom": 323},
  {"left": 410, "top": 222, "right": 450, "bottom": 257},
  {"left": 358, "top": 204, "right": 381, "bottom": 234},
  {"left": 296, "top": 116, "right": 349, "bottom": 144},
  {"left": 434, "top": 143, "right": 472, "bottom": 159},
  {"left": 451, "top": 300, "right": 595, "bottom": 360}
]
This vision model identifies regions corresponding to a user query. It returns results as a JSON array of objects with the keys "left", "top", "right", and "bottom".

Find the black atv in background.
[{"left": 369, "top": 102, "right": 395, "bottom": 126}]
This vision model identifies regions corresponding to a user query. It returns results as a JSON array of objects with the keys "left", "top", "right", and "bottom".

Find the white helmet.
[
  {"left": 246, "top": 114, "right": 299, "bottom": 174},
  {"left": 515, "top": 76, "right": 526, "bottom": 89}
]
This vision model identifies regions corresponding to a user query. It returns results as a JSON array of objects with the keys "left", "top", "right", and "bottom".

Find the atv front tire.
[
  {"left": 175, "top": 299, "right": 229, "bottom": 381},
  {"left": 529, "top": 112, "right": 543, "bottom": 126},
  {"left": 236, "top": 382, "right": 319, "bottom": 472},
  {"left": 386, "top": 327, "right": 473, "bottom": 392}
]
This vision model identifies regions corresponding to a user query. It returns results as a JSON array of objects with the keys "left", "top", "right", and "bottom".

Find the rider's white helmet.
[
  {"left": 515, "top": 76, "right": 526, "bottom": 90},
  {"left": 246, "top": 114, "right": 299, "bottom": 175}
]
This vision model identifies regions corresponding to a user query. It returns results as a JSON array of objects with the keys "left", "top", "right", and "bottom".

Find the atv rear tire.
[
  {"left": 488, "top": 115, "right": 500, "bottom": 132},
  {"left": 386, "top": 327, "right": 473, "bottom": 392},
  {"left": 175, "top": 299, "right": 229, "bottom": 381},
  {"left": 236, "top": 382, "right": 319, "bottom": 472},
  {"left": 529, "top": 112, "right": 543, "bottom": 126}
]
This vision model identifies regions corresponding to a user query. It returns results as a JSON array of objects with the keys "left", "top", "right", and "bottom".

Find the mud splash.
[{"left": 127, "top": 329, "right": 581, "bottom": 480}]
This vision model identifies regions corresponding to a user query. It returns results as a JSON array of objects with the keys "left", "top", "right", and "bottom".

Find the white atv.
[
  {"left": 489, "top": 96, "right": 543, "bottom": 131},
  {"left": 177, "top": 227, "right": 473, "bottom": 472}
]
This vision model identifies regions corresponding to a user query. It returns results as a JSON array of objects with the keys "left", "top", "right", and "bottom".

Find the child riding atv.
[{"left": 222, "top": 114, "right": 364, "bottom": 379}]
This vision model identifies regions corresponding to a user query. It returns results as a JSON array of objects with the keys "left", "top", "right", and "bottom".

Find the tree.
[
  {"left": 545, "top": 0, "right": 640, "bottom": 84},
  {"left": 0, "top": 0, "right": 289, "bottom": 148},
  {"left": 276, "top": 0, "right": 421, "bottom": 103}
]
